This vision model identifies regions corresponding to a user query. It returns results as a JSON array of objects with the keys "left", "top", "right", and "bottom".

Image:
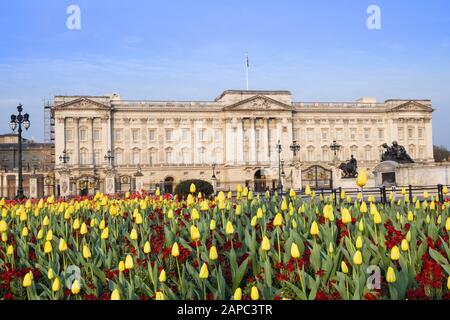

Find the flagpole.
[{"left": 246, "top": 53, "right": 249, "bottom": 91}]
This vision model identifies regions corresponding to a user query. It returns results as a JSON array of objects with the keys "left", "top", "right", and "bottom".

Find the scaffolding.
[{"left": 44, "top": 102, "right": 55, "bottom": 144}]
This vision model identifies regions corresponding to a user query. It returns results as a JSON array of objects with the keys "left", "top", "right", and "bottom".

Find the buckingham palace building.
[{"left": 50, "top": 89, "right": 434, "bottom": 196}]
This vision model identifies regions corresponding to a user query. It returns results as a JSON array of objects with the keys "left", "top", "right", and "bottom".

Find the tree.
[
  {"left": 433, "top": 145, "right": 450, "bottom": 162},
  {"left": 174, "top": 179, "right": 214, "bottom": 198}
]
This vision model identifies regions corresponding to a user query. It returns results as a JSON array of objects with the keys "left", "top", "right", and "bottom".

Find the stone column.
[
  {"left": 236, "top": 118, "right": 244, "bottom": 164},
  {"left": 225, "top": 118, "right": 233, "bottom": 165},
  {"left": 104, "top": 169, "right": 116, "bottom": 195},
  {"left": 135, "top": 172, "right": 144, "bottom": 193},
  {"left": 74, "top": 117, "right": 80, "bottom": 166},
  {"left": 59, "top": 169, "right": 71, "bottom": 198},
  {"left": 29, "top": 175, "right": 38, "bottom": 199},
  {"left": 90, "top": 117, "right": 95, "bottom": 166},
  {"left": 425, "top": 119, "right": 433, "bottom": 161},
  {"left": 249, "top": 118, "right": 256, "bottom": 164},
  {"left": 261, "top": 118, "right": 268, "bottom": 163}
]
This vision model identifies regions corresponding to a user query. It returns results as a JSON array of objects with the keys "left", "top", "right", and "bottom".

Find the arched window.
[
  {"left": 80, "top": 148, "right": 88, "bottom": 165},
  {"left": 148, "top": 148, "right": 157, "bottom": 166},
  {"left": 132, "top": 149, "right": 141, "bottom": 165},
  {"left": 182, "top": 148, "right": 191, "bottom": 165}
]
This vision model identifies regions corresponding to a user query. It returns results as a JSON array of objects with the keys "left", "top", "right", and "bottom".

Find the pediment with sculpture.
[{"left": 223, "top": 95, "right": 293, "bottom": 112}]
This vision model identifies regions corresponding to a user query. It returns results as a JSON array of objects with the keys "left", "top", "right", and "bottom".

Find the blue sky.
[{"left": 0, "top": 0, "right": 449, "bottom": 147}]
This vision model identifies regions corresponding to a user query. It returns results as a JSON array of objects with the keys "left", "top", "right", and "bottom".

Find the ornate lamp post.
[
  {"left": 10, "top": 104, "right": 30, "bottom": 200},
  {"left": 104, "top": 150, "right": 114, "bottom": 167},
  {"left": 276, "top": 140, "right": 283, "bottom": 195},
  {"left": 330, "top": 140, "right": 342, "bottom": 162},
  {"left": 212, "top": 163, "right": 217, "bottom": 179},
  {"left": 290, "top": 140, "right": 301, "bottom": 157},
  {"left": 59, "top": 150, "right": 70, "bottom": 165}
]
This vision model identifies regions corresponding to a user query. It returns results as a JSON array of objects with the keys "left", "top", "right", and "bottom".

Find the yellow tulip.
[
  {"left": 256, "top": 208, "right": 263, "bottom": 219},
  {"left": 305, "top": 185, "right": 311, "bottom": 196},
  {"left": 201, "top": 201, "right": 209, "bottom": 211},
  {"left": 101, "top": 227, "right": 109, "bottom": 240},
  {"left": 443, "top": 186, "right": 448, "bottom": 195},
  {"left": 261, "top": 236, "right": 271, "bottom": 251},
  {"left": 99, "top": 220, "right": 106, "bottom": 230},
  {"left": 130, "top": 228, "right": 138, "bottom": 240},
  {"left": 167, "top": 209, "right": 174, "bottom": 219},
  {"left": 199, "top": 263, "right": 209, "bottom": 279},
  {"left": 118, "top": 261, "right": 125, "bottom": 272},
  {"left": 83, "top": 245, "right": 92, "bottom": 260},
  {"left": 73, "top": 219, "right": 80, "bottom": 230},
  {"left": 247, "top": 191, "right": 253, "bottom": 200},
  {"left": 59, "top": 238, "right": 68, "bottom": 252},
  {"left": 386, "top": 267, "right": 396, "bottom": 283},
  {"left": 281, "top": 199, "right": 288, "bottom": 211},
  {"left": 446, "top": 217, "right": 450, "bottom": 231},
  {"left": 44, "top": 241, "right": 53, "bottom": 254},
  {"left": 342, "top": 208, "right": 352, "bottom": 224},
  {"left": 46, "top": 230, "right": 53, "bottom": 241},
  {"left": 144, "top": 241, "right": 151, "bottom": 254},
  {"left": 22, "top": 227, "right": 29, "bottom": 237},
  {"left": 356, "top": 170, "right": 368, "bottom": 188},
  {"left": 43, "top": 215, "right": 50, "bottom": 226},
  {"left": 6, "top": 245, "right": 14, "bottom": 256},
  {"left": 250, "top": 216, "right": 257, "bottom": 227},
  {"left": 251, "top": 286, "right": 259, "bottom": 300},
  {"left": 209, "top": 246, "right": 218, "bottom": 260},
  {"left": 290, "top": 189, "right": 296, "bottom": 198},
  {"left": 135, "top": 213, "right": 143, "bottom": 225},
  {"left": 111, "top": 289, "right": 121, "bottom": 300},
  {"left": 291, "top": 243, "right": 300, "bottom": 259},
  {"left": 328, "top": 242, "right": 334, "bottom": 254},
  {"left": 373, "top": 211, "right": 382, "bottom": 224},
  {"left": 355, "top": 236, "right": 363, "bottom": 249},
  {"left": 0, "top": 220, "right": 7, "bottom": 233},
  {"left": 401, "top": 239, "right": 409, "bottom": 252},
  {"left": 190, "top": 183, "right": 196, "bottom": 193},
  {"left": 225, "top": 221, "right": 234, "bottom": 235},
  {"left": 125, "top": 254, "right": 134, "bottom": 269},
  {"left": 273, "top": 213, "right": 283, "bottom": 227},
  {"left": 358, "top": 221, "right": 364, "bottom": 232},
  {"left": 360, "top": 202, "right": 368, "bottom": 214},
  {"left": 172, "top": 242, "right": 180, "bottom": 257},
  {"left": 353, "top": 250, "right": 363, "bottom": 265},
  {"left": 191, "top": 208, "right": 200, "bottom": 221},
  {"left": 448, "top": 276, "right": 450, "bottom": 290},
  {"left": 52, "top": 277, "right": 61, "bottom": 292},
  {"left": 155, "top": 291, "right": 165, "bottom": 300},
  {"left": 310, "top": 221, "right": 319, "bottom": 236},
  {"left": 390, "top": 246, "right": 400, "bottom": 261},
  {"left": 233, "top": 288, "right": 242, "bottom": 300},
  {"left": 80, "top": 223, "right": 88, "bottom": 235},
  {"left": 190, "top": 225, "right": 200, "bottom": 241},
  {"left": 71, "top": 280, "right": 80, "bottom": 295},
  {"left": 235, "top": 205, "right": 241, "bottom": 216},
  {"left": 407, "top": 211, "right": 414, "bottom": 222},
  {"left": 186, "top": 194, "right": 195, "bottom": 207},
  {"left": 341, "top": 261, "right": 349, "bottom": 274},
  {"left": 159, "top": 269, "right": 167, "bottom": 283},
  {"left": 209, "top": 219, "right": 216, "bottom": 231},
  {"left": 23, "top": 272, "right": 33, "bottom": 287},
  {"left": 48, "top": 268, "right": 54, "bottom": 280}
]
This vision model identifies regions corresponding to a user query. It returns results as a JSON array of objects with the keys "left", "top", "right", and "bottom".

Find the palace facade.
[{"left": 51, "top": 90, "right": 434, "bottom": 196}]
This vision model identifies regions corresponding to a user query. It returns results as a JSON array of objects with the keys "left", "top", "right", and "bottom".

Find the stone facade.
[
  {"left": 50, "top": 90, "right": 435, "bottom": 195},
  {"left": 0, "top": 134, "right": 55, "bottom": 198}
]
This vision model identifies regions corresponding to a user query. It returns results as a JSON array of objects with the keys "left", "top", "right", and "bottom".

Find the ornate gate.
[{"left": 301, "top": 165, "right": 333, "bottom": 190}]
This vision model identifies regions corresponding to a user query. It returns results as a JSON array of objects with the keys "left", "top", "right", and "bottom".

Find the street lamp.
[
  {"left": 212, "top": 163, "right": 217, "bottom": 179},
  {"left": 10, "top": 104, "right": 30, "bottom": 200},
  {"left": 330, "top": 140, "right": 342, "bottom": 162},
  {"left": 290, "top": 140, "right": 301, "bottom": 157},
  {"left": 276, "top": 140, "right": 283, "bottom": 195},
  {"left": 104, "top": 150, "right": 114, "bottom": 167},
  {"left": 59, "top": 150, "right": 70, "bottom": 165}
]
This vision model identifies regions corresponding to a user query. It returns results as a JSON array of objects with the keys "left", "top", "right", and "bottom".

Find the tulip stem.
[
  {"left": 297, "top": 266, "right": 306, "bottom": 298},
  {"left": 203, "top": 280, "right": 207, "bottom": 300},
  {"left": 276, "top": 228, "right": 281, "bottom": 263}
]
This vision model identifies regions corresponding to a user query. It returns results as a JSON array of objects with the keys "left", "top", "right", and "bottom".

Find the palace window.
[
  {"left": 114, "top": 129, "right": 123, "bottom": 142},
  {"left": 364, "top": 128, "right": 371, "bottom": 141},
  {"left": 65, "top": 129, "right": 73, "bottom": 142},
  {"left": 165, "top": 129, "right": 173, "bottom": 142},
  {"left": 182, "top": 129, "right": 191, "bottom": 143},
  {"left": 132, "top": 149, "right": 141, "bottom": 165},
  {"left": 321, "top": 129, "right": 328, "bottom": 141},
  {"left": 148, "top": 129, "right": 156, "bottom": 142},
  {"left": 94, "top": 150, "right": 101, "bottom": 165},
  {"left": 182, "top": 148, "right": 191, "bottom": 164},
  {"left": 365, "top": 147, "right": 372, "bottom": 161},
  {"left": 350, "top": 128, "right": 357, "bottom": 141},
  {"left": 148, "top": 150, "right": 156, "bottom": 166},
  {"left": 378, "top": 129, "right": 384, "bottom": 140},
  {"left": 408, "top": 128, "right": 414, "bottom": 139},
  {"left": 166, "top": 150, "right": 173, "bottom": 164},
  {"left": 307, "top": 148, "right": 315, "bottom": 162},
  {"left": 419, "top": 146, "right": 425, "bottom": 159},
  {"left": 198, "top": 148, "right": 206, "bottom": 164},
  {"left": 115, "top": 149, "right": 123, "bottom": 166},
  {"left": 336, "top": 128, "right": 343, "bottom": 141},
  {"left": 307, "top": 128, "right": 314, "bottom": 142},
  {"left": 80, "top": 149, "right": 88, "bottom": 165},
  {"left": 214, "top": 129, "right": 222, "bottom": 143},
  {"left": 132, "top": 129, "right": 140, "bottom": 143},
  {"left": 93, "top": 129, "right": 101, "bottom": 142},
  {"left": 79, "top": 129, "right": 87, "bottom": 142},
  {"left": 197, "top": 128, "right": 207, "bottom": 142},
  {"left": 322, "top": 148, "right": 329, "bottom": 162},
  {"left": 398, "top": 128, "right": 404, "bottom": 141},
  {"left": 418, "top": 128, "right": 424, "bottom": 139}
]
